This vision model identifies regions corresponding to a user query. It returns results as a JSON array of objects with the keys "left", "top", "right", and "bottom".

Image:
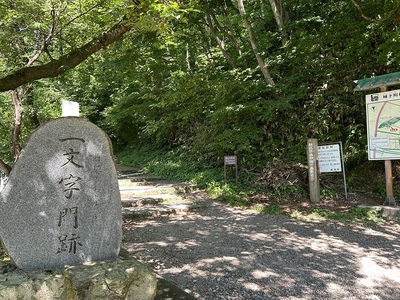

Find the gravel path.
[{"left": 122, "top": 192, "right": 400, "bottom": 300}]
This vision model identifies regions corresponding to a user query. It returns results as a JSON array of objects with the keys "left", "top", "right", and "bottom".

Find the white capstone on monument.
[
  {"left": 0, "top": 117, "right": 121, "bottom": 271},
  {"left": 61, "top": 100, "right": 80, "bottom": 117}
]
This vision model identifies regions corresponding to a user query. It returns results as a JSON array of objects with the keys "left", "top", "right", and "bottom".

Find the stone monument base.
[{"left": 0, "top": 257, "right": 157, "bottom": 300}]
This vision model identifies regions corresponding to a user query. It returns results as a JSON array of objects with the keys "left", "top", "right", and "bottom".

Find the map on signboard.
[{"left": 366, "top": 89, "right": 400, "bottom": 160}]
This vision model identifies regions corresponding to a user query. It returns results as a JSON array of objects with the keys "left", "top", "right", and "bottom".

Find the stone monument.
[{"left": 0, "top": 117, "right": 122, "bottom": 271}]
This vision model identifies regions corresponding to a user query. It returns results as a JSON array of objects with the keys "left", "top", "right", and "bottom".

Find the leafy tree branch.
[
  {"left": 0, "top": 19, "right": 135, "bottom": 92},
  {"left": 350, "top": 0, "right": 398, "bottom": 22}
]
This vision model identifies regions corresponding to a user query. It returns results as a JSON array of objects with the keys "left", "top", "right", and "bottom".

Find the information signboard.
[
  {"left": 366, "top": 89, "right": 400, "bottom": 160},
  {"left": 318, "top": 144, "right": 342, "bottom": 173},
  {"left": 224, "top": 156, "right": 237, "bottom": 165}
]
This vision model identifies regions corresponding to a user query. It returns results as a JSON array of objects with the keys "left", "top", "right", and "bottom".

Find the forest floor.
[
  {"left": 250, "top": 185, "right": 386, "bottom": 216},
  {"left": 1, "top": 163, "right": 399, "bottom": 300},
  {"left": 123, "top": 187, "right": 400, "bottom": 300},
  {"left": 248, "top": 159, "right": 397, "bottom": 218}
]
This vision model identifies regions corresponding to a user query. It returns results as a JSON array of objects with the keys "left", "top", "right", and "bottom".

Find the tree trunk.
[
  {"left": 0, "top": 159, "right": 12, "bottom": 176},
  {"left": 237, "top": 0, "right": 275, "bottom": 86},
  {"left": 268, "top": 0, "right": 288, "bottom": 46},
  {"left": 220, "top": 5, "right": 248, "bottom": 68},
  {"left": 25, "top": 88, "right": 40, "bottom": 129},
  {"left": 11, "top": 90, "right": 23, "bottom": 161},
  {"left": 210, "top": 12, "right": 244, "bottom": 61},
  {"left": 186, "top": 43, "right": 192, "bottom": 71},
  {"left": 205, "top": 13, "right": 237, "bottom": 69}
]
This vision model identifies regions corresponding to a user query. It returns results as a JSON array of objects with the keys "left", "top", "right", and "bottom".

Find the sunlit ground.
[{"left": 123, "top": 200, "right": 400, "bottom": 299}]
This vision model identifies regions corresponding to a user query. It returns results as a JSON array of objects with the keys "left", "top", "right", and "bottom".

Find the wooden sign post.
[
  {"left": 224, "top": 156, "right": 238, "bottom": 184},
  {"left": 307, "top": 139, "right": 320, "bottom": 202},
  {"left": 385, "top": 160, "right": 395, "bottom": 205}
]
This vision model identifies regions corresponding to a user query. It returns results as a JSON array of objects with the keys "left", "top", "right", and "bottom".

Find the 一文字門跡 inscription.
[{"left": 0, "top": 117, "right": 121, "bottom": 271}]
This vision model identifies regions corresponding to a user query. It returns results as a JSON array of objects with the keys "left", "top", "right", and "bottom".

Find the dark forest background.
[{"left": 1, "top": 0, "right": 400, "bottom": 200}]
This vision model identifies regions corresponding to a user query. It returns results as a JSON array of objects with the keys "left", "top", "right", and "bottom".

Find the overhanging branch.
[
  {"left": 0, "top": 20, "right": 135, "bottom": 92},
  {"left": 351, "top": 0, "right": 397, "bottom": 22}
]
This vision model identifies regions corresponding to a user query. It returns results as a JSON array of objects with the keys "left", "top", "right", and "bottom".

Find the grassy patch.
[
  {"left": 350, "top": 206, "right": 384, "bottom": 224},
  {"left": 206, "top": 182, "right": 250, "bottom": 207},
  {"left": 117, "top": 146, "right": 257, "bottom": 202},
  {"left": 116, "top": 147, "right": 389, "bottom": 225},
  {"left": 117, "top": 146, "right": 222, "bottom": 188},
  {"left": 290, "top": 206, "right": 384, "bottom": 225},
  {"left": 252, "top": 204, "right": 284, "bottom": 215}
]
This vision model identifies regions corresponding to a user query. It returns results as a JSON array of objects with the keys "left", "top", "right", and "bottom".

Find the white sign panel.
[
  {"left": 224, "top": 156, "right": 237, "bottom": 165},
  {"left": 318, "top": 144, "right": 342, "bottom": 173},
  {"left": 62, "top": 100, "right": 80, "bottom": 117},
  {"left": 366, "top": 89, "right": 400, "bottom": 160}
]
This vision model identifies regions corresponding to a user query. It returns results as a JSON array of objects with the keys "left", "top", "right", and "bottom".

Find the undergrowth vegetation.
[
  {"left": 290, "top": 207, "right": 384, "bottom": 225},
  {"left": 118, "top": 147, "right": 393, "bottom": 225},
  {"left": 0, "top": 243, "right": 8, "bottom": 261}
]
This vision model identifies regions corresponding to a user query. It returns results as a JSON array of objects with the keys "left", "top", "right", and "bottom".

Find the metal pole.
[
  {"left": 339, "top": 141, "right": 348, "bottom": 200},
  {"left": 224, "top": 165, "right": 227, "bottom": 185},
  {"left": 235, "top": 163, "right": 238, "bottom": 184}
]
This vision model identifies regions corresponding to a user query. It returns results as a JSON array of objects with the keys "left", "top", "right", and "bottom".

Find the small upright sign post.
[
  {"left": 224, "top": 156, "right": 238, "bottom": 184},
  {"left": 307, "top": 139, "right": 320, "bottom": 202}
]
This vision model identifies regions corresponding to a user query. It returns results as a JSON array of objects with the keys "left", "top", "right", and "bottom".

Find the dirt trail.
[{"left": 122, "top": 190, "right": 400, "bottom": 300}]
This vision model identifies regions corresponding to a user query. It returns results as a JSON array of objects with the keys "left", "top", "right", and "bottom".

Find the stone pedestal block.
[{"left": 0, "top": 258, "right": 157, "bottom": 300}]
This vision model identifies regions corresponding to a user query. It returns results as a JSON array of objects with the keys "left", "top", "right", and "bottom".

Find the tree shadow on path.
[{"left": 123, "top": 194, "right": 400, "bottom": 300}]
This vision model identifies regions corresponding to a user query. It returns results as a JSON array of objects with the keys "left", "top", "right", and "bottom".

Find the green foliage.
[
  {"left": 2, "top": 0, "right": 400, "bottom": 187},
  {"left": 118, "top": 145, "right": 257, "bottom": 206},
  {"left": 270, "top": 182, "right": 301, "bottom": 199},
  {"left": 320, "top": 188, "right": 335, "bottom": 200},
  {"left": 207, "top": 183, "right": 250, "bottom": 207},
  {"left": 290, "top": 206, "right": 384, "bottom": 224},
  {"left": 350, "top": 207, "right": 384, "bottom": 224},
  {"left": 309, "top": 208, "right": 349, "bottom": 221},
  {"left": 253, "top": 204, "right": 284, "bottom": 215},
  {"left": 372, "top": 179, "right": 387, "bottom": 197},
  {"left": 100, "top": 0, "right": 400, "bottom": 170},
  {"left": 118, "top": 145, "right": 222, "bottom": 187},
  {"left": 0, "top": 93, "right": 13, "bottom": 164},
  {"left": 0, "top": 0, "right": 129, "bottom": 73},
  {"left": 0, "top": 79, "right": 71, "bottom": 169}
]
